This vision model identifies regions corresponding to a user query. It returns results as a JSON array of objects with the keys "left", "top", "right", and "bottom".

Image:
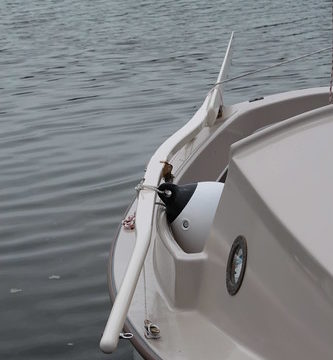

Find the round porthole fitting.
[{"left": 226, "top": 236, "right": 247, "bottom": 296}]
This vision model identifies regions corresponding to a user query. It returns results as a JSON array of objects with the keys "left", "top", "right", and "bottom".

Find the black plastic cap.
[{"left": 158, "top": 183, "right": 197, "bottom": 223}]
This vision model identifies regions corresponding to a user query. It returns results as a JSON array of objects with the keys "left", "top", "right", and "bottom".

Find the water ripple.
[{"left": 0, "top": 0, "right": 330, "bottom": 359}]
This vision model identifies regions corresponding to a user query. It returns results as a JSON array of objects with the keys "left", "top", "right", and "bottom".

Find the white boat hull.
[{"left": 107, "top": 87, "right": 332, "bottom": 359}]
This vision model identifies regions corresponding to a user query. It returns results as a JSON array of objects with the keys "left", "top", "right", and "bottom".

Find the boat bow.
[{"left": 100, "top": 32, "right": 234, "bottom": 353}]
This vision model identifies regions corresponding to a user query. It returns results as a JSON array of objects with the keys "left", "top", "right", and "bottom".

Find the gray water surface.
[{"left": 0, "top": 0, "right": 330, "bottom": 359}]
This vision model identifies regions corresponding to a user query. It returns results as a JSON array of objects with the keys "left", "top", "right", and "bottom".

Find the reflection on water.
[{"left": 0, "top": 0, "right": 330, "bottom": 359}]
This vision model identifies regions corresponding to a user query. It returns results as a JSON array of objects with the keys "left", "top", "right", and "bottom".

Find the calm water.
[{"left": 0, "top": 0, "right": 330, "bottom": 359}]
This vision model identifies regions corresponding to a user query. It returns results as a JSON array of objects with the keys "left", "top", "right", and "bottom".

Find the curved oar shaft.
[{"left": 100, "top": 191, "right": 155, "bottom": 353}]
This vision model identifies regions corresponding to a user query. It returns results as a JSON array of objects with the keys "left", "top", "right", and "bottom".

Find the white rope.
[
  {"left": 143, "top": 260, "right": 148, "bottom": 320},
  {"left": 142, "top": 244, "right": 161, "bottom": 339},
  {"left": 135, "top": 179, "right": 161, "bottom": 339},
  {"left": 135, "top": 182, "right": 164, "bottom": 194},
  {"left": 135, "top": 181, "right": 172, "bottom": 200},
  {"left": 210, "top": 46, "right": 331, "bottom": 91}
]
